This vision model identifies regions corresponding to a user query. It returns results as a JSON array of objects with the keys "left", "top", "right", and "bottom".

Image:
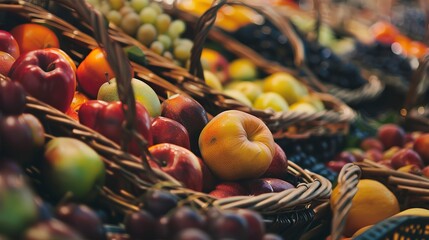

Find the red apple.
[
  {"left": 148, "top": 143, "right": 203, "bottom": 191},
  {"left": 360, "top": 137, "right": 384, "bottom": 151},
  {"left": 151, "top": 116, "right": 191, "bottom": 150},
  {"left": 262, "top": 178, "right": 295, "bottom": 192},
  {"left": 8, "top": 49, "right": 76, "bottom": 112},
  {"left": 413, "top": 133, "right": 429, "bottom": 165},
  {"left": 333, "top": 151, "right": 357, "bottom": 163},
  {"left": 365, "top": 149, "right": 383, "bottom": 162},
  {"left": 390, "top": 148, "right": 424, "bottom": 169},
  {"left": 209, "top": 182, "right": 248, "bottom": 198},
  {"left": 198, "top": 157, "right": 217, "bottom": 193},
  {"left": 262, "top": 143, "right": 288, "bottom": 178},
  {"left": 78, "top": 100, "right": 153, "bottom": 156},
  {"left": 377, "top": 124, "right": 406, "bottom": 149},
  {"left": 0, "top": 30, "right": 20, "bottom": 59},
  {"left": 201, "top": 48, "right": 230, "bottom": 84},
  {"left": 161, "top": 94, "right": 208, "bottom": 154},
  {"left": 325, "top": 160, "right": 347, "bottom": 173}
]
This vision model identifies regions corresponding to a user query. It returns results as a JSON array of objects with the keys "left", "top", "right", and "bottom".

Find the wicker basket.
[
  {"left": 330, "top": 162, "right": 429, "bottom": 240},
  {"left": 1, "top": 0, "right": 334, "bottom": 238}
]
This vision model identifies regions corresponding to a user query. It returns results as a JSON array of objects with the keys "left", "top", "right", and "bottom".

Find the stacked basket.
[{"left": 0, "top": 0, "right": 337, "bottom": 238}]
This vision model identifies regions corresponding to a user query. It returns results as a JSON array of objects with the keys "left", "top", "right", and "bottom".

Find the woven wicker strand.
[
  {"left": 330, "top": 163, "right": 361, "bottom": 240},
  {"left": 1, "top": 2, "right": 335, "bottom": 233}
]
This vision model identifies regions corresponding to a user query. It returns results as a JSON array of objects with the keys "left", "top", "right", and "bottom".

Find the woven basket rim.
[{"left": 1, "top": 0, "right": 332, "bottom": 218}]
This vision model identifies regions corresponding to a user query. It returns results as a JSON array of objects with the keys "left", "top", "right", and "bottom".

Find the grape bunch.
[
  {"left": 352, "top": 41, "right": 413, "bottom": 80},
  {"left": 124, "top": 189, "right": 284, "bottom": 240},
  {"left": 231, "top": 21, "right": 368, "bottom": 89},
  {"left": 392, "top": 6, "right": 427, "bottom": 42},
  {"left": 89, "top": 0, "right": 193, "bottom": 67}
]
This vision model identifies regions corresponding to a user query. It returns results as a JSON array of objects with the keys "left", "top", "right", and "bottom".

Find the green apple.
[
  {"left": 289, "top": 102, "right": 317, "bottom": 114},
  {"left": 226, "top": 81, "right": 262, "bottom": 103},
  {"left": 97, "top": 77, "right": 161, "bottom": 117},
  {"left": 204, "top": 70, "right": 223, "bottom": 91},
  {"left": 228, "top": 58, "right": 258, "bottom": 81},
  {"left": 223, "top": 89, "right": 252, "bottom": 107},
  {"left": 43, "top": 137, "right": 105, "bottom": 201},
  {"left": 263, "top": 72, "right": 308, "bottom": 105},
  {"left": 253, "top": 92, "right": 289, "bottom": 112}
]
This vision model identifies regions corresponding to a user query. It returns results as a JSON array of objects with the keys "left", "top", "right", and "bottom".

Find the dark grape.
[
  {"left": 55, "top": 203, "right": 106, "bottom": 240},
  {"left": 22, "top": 219, "right": 83, "bottom": 240},
  {"left": 174, "top": 228, "right": 210, "bottom": 240},
  {"left": 235, "top": 209, "right": 265, "bottom": 240},
  {"left": 124, "top": 209, "right": 156, "bottom": 240},
  {"left": 263, "top": 233, "right": 284, "bottom": 240},
  {"left": 143, "top": 189, "right": 179, "bottom": 218},
  {"left": 207, "top": 211, "right": 248, "bottom": 240},
  {"left": 167, "top": 206, "right": 205, "bottom": 236}
]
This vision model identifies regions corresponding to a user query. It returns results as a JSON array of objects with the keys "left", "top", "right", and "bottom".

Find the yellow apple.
[
  {"left": 289, "top": 102, "right": 317, "bottom": 114},
  {"left": 298, "top": 94, "right": 325, "bottom": 111},
  {"left": 199, "top": 110, "right": 275, "bottom": 181},
  {"left": 228, "top": 58, "right": 258, "bottom": 81},
  {"left": 204, "top": 70, "right": 223, "bottom": 91},
  {"left": 97, "top": 77, "right": 161, "bottom": 117},
  {"left": 225, "top": 81, "right": 262, "bottom": 102},
  {"left": 263, "top": 72, "right": 308, "bottom": 105},
  {"left": 253, "top": 92, "right": 289, "bottom": 112},
  {"left": 223, "top": 89, "right": 252, "bottom": 107}
]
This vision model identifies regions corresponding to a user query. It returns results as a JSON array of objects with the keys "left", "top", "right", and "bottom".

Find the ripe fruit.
[
  {"left": 263, "top": 72, "right": 308, "bottom": 105},
  {"left": 161, "top": 94, "right": 208, "bottom": 154},
  {"left": 0, "top": 30, "right": 20, "bottom": 59},
  {"left": 149, "top": 143, "right": 203, "bottom": 191},
  {"left": 151, "top": 116, "right": 191, "bottom": 150},
  {"left": 143, "top": 190, "right": 179, "bottom": 218},
  {"left": 0, "top": 79, "right": 26, "bottom": 115},
  {"left": 0, "top": 51, "right": 15, "bottom": 76},
  {"left": 9, "top": 49, "right": 76, "bottom": 112},
  {"left": 76, "top": 47, "right": 115, "bottom": 98},
  {"left": 124, "top": 209, "right": 157, "bottom": 240},
  {"left": 236, "top": 209, "right": 265, "bottom": 240},
  {"left": 201, "top": 48, "right": 230, "bottom": 84},
  {"left": 203, "top": 70, "right": 223, "bottom": 91},
  {"left": 22, "top": 219, "right": 83, "bottom": 240},
  {"left": 228, "top": 58, "right": 257, "bottom": 81},
  {"left": 377, "top": 124, "right": 406, "bottom": 149},
  {"left": 360, "top": 137, "right": 384, "bottom": 151},
  {"left": 43, "top": 137, "right": 105, "bottom": 200},
  {"left": 253, "top": 92, "right": 289, "bottom": 112},
  {"left": 97, "top": 78, "right": 161, "bottom": 117},
  {"left": 262, "top": 143, "right": 288, "bottom": 178},
  {"left": 10, "top": 23, "right": 59, "bottom": 54},
  {"left": 55, "top": 203, "right": 106, "bottom": 240},
  {"left": 226, "top": 81, "right": 262, "bottom": 103},
  {"left": 413, "top": 133, "right": 429, "bottom": 165},
  {"left": 390, "top": 148, "right": 424, "bottom": 169},
  {"left": 209, "top": 182, "right": 248, "bottom": 198},
  {"left": 208, "top": 211, "right": 248, "bottom": 239},
  {"left": 223, "top": 89, "right": 253, "bottom": 107},
  {"left": 166, "top": 206, "right": 205, "bottom": 236},
  {"left": 199, "top": 110, "right": 275, "bottom": 181},
  {"left": 331, "top": 179, "right": 400, "bottom": 237}
]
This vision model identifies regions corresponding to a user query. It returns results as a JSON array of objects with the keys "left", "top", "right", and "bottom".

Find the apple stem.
[
  {"left": 105, "top": 72, "right": 110, "bottom": 82},
  {"left": 46, "top": 62, "right": 57, "bottom": 72}
]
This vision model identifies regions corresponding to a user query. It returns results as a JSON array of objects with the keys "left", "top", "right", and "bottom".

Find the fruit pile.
[
  {"left": 88, "top": 0, "right": 193, "bottom": 66},
  {"left": 201, "top": 48, "right": 327, "bottom": 114},
  {"left": 230, "top": 21, "right": 368, "bottom": 90},
  {"left": 326, "top": 122, "right": 429, "bottom": 178}
]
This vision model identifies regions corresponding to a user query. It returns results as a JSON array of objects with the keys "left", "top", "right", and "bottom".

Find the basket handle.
[
  {"left": 189, "top": 0, "right": 306, "bottom": 81},
  {"left": 330, "top": 163, "right": 361, "bottom": 240}
]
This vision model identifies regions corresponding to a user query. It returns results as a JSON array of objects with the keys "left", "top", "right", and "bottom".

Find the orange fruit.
[
  {"left": 331, "top": 179, "right": 400, "bottom": 237},
  {"left": 10, "top": 23, "right": 59, "bottom": 54}
]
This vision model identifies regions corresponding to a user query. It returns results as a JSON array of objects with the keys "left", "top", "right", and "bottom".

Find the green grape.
[
  {"left": 109, "top": 0, "right": 124, "bottom": 10},
  {"left": 137, "top": 23, "right": 157, "bottom": 46},
  {"left": 150, "top": 41, "right": 165, "bottom": 55},
  {"left": 120, "top": 12, "right": 141, "bottom": 36},
  {"left": 130, "top": 0, "right": 148, "bottom": 12},
  {"left": 99, "top": 1, "right": 111, "bottom": 15},
  {"left": 157, "top": 34, "right": 172, "bottom": 49},
  {"left": 163, "top": 51, "right": 173, "bottom": 60},
  {"left": 106, "top": 10, "right": 122, "bottom": 26},
  {"left": 155, "top": 13, "right": 171, "bottom": 34},
  {"left": 139, "top": 7, "right": 158, "bottom": 24},
  {"left": 149, "top": 2, "right": 163, "bottom": 14},
  {"left": 119, "top": 5, "right": 134, "bottom": 16},
  {"left": 173, "top": 43, "right": 192, "bottom": 61},
  {"left": 167, "top": 20, "right": 186, "bottom": 39}
]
